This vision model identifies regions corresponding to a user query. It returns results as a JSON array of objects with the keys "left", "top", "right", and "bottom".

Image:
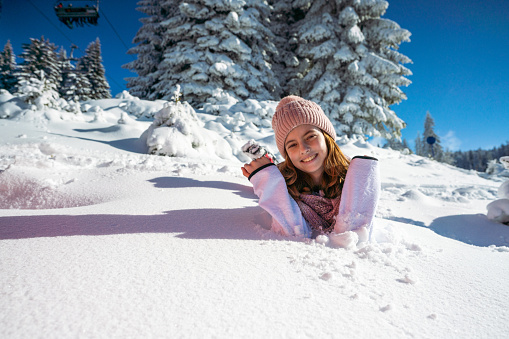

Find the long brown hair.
[{"left": 277, "top": 132, "right": 350, "bottom": 200}]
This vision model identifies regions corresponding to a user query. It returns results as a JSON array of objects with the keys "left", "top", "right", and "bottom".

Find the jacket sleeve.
[
  {"left": 334, "top": 156, "right": 380, "bottom": 237},
  {"left": 249, "top": 164, "right": 311, "bottom": 238}
]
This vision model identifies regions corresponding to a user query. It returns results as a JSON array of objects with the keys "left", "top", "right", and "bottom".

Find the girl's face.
[{"left": 285, "top": 124, "right": 328, "bottom": 185}]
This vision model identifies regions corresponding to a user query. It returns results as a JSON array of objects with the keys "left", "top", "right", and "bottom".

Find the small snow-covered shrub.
[
  {"left": 487, "top": 157, "right": 509, "bottom": 225},
  {"left": 117, "top": 112, "right": 135, "bottom": 125},
  {"left": 142, "top": 100, "right": 233, "bottom": 160},
  {"left": 486, "top": 158, "right": 509, "bottom": 177},
  {"left": 0, "top": 95, "right": 27, "bottom": 119},
  {"left": 62, "top": 100, "right": 82, "bottom": 115},
  {"left": 15, "top": 72, "right": 61, "bottom": 110}
]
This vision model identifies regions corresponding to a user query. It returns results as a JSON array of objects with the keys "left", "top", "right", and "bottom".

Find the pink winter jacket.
[{"left": 249, "top": 156, "right": 380, "bottom": 238}]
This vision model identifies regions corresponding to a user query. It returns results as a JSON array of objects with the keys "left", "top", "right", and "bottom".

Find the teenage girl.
[{"left": 241, "top": 96, "right": 380, "bottom": 240}]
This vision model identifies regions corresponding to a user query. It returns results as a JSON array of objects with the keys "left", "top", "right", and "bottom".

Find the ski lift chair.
[{"left": 54, "top": 0, "right": 99, "bottom": 29}]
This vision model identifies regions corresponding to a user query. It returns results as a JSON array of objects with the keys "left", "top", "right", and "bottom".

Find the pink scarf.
[{"left": 296, "top": 192, "right": 341, "bottom": 233}]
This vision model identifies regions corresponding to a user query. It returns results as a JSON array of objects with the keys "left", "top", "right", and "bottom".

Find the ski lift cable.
[
  {"left": 25, "top": 0, "right": 124, "bottom": 93},
  {"left": 25, "top": 0, "right": 83, "bottom": 53},
  {"left": 98, "top": 8, "right": 135, "bottom": 61}
]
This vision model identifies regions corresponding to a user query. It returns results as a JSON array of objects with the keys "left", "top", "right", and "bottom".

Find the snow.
[{"left": 1, "top": 94, "right": 509, "bottom": 338}]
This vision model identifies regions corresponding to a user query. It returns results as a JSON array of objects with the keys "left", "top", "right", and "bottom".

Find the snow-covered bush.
[
  {"left": 15, "top": 72, "right": 60, "bottom": 110},
  {"left": 487, "top": 156, "right": 509, "bottom": 225},
  {"left": 0, "top": 89, "right": 27, "bottom": 119},
  {"left": 141, "top": 99, "right": 233, "bottom": 160},
  {"left": 486, "top": 158, "right": 509, "bottom": 177}
]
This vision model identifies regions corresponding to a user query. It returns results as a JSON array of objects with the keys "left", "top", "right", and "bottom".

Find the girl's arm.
[
  {"left": 334, "top": 156, "right": 380, "bottom": 238},
  {"left": 248, "top": 164, "right": 311, "bottom": 238}
]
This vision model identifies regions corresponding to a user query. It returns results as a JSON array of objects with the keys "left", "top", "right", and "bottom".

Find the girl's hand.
[{"left": 241, "top": 156, "right": 272, "bottom": 178}]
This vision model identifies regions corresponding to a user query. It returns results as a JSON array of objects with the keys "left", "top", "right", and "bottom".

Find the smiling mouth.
[{"left": 301, "top": 154, "right": 317, "bottom": 163}]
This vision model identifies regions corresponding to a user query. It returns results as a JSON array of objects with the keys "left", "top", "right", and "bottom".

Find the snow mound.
[
  {"left": 499, "top": 181, "right": 509, "bottom": 199},
  {"left": 115, "top": 90, "right": 135, "bottom": 99},
  {"left": 401, "top": 189, "right": 429, "bottom": 202},
  {"left": 123, "top": 99, "right": 165, "bottom": 118}
]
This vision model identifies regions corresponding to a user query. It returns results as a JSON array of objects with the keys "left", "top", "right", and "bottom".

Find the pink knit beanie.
[{"left": 272, "top": 96, "right": 336, "bottom": 158}]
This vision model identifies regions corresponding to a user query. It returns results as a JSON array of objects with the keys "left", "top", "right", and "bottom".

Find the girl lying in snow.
[{"left": 241, "top": 96, "right": 380, "bottom": 243}]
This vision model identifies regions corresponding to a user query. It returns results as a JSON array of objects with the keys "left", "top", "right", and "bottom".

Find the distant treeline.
[{"left": 448, "top": 142, "right": 509, "bottom": 172}]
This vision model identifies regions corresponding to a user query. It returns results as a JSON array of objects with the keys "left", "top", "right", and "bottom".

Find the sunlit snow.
[{"left": 1, "top": 91, "right": 508, "bottom": 338}]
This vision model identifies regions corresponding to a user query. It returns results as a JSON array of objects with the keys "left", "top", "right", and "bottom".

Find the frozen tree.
[
  {"left": 80, "top": 38, "right": 111, "bottom": 99},
  {"left": 73, "top": 71, "right": 93, "bottom": 101},
  {"left": 58, "top": 48, "right": 78, "bottom": 101},
  {"left": 269, "top": 0, "right": 309, "bottom": 95},
  {"left": 57, "top": 46, "right": 91, "bottom": 102},
  {"left": 0, "top": 40, "right": 18, "bottom": 92},
  {"left": 421, "top": 111, "right": 443, "bottom": 160},
  {"left": 414, "top": 131, "right": 423, "bottom": 156},
  {"left": 15, "top": 37, "right": 62, "bottom": 109},
  {"left": 150, "top": 0, "right": 280, "bottom": 105},
  {"left": 123, "top": 0, "right": 168, "bottom": 99},
  {"left": 17, "top": 36, "right": 61, "bottom": 94},
  {"left": 284, "top": 0, "right": 412, "bottom": 139}
]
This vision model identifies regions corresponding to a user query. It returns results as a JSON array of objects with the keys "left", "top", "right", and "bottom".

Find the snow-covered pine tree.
[
  {"left": 422, "top": 111, "right": 443, "bottom": 160},
  {"left": 414, "top": 131, "right": 423, "bottom": 156},
  {"left": 0, "top": 40, "right": 18, "bottom": 92},
  {"left": 80, "top": 38, "right": 111, "bottom": 99},
  {"left": 269, "top": 0, "right": 309, "bottom": 96},
  {"left": 17, "top": 36, "right": 61, "bottom": 95},
  {"left": 58, "top": 48, "right": 78, "bottom": 101},
  {"left": 57, "top": 45, "right": 92, "bottom": 102},
  {"left": 73, "top": 70, "right": 93, "bottom": 101},
  {"left": 284, "top": 0, "right": 412, "bottom": 139},
  {"left": 152, "top": 0, "right": 280, "bottom": 105},
  {"left": 123, "top": 0, "right": 168, "bottom": 99},
  {"left": 383, "top": 136, "right": 410, "bottom": 152}
]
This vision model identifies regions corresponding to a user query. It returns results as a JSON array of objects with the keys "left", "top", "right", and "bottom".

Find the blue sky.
[{"left": 1, "top": 0, "right": 507, "bottom": 152}]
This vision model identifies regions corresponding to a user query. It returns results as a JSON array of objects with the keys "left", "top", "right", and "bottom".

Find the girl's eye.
[
  {"left": 307, "top": 134, "right": 316, "bottom": 140},
  {"left": 287, "top": 143, "right": 296, "bottom": 149}
]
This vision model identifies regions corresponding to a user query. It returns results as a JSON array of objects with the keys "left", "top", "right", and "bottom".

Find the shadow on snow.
[
  {"left": 429, "top": 214, "right": 509, "bottom": 247},
  {"left": 50, "top": 128, "right": 147, "bottom": 154},
  {"left": 0, "top": 207, "right": 272, "bottom": 241},
  {"left": 148, "top": 176, "right": 258, "bottom": 200}
]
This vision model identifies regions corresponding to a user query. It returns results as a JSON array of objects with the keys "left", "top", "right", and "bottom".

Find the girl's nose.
[{"left": 300, "top": 143, "right": 310, "bottom": 154}]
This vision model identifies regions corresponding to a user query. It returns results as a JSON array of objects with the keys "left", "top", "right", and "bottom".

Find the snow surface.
[{"left": 1, "top": 96, "right": 509, "bottom": 338}]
